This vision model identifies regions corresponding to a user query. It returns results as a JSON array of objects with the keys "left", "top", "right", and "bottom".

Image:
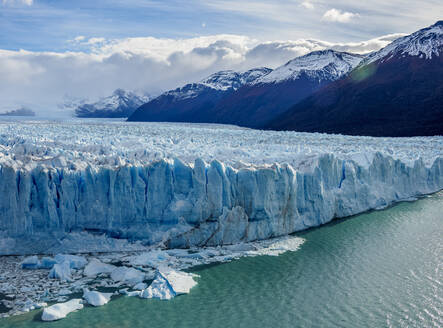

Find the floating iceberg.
[
  {"left": 140, "top": 268, "right": 199, "bottom": 300},
  {"left": 41, "top": 299, "right": 83, "bottom": 321},
  {"left": 83, "top": 289, "right": 113, "bottom": 307},
  {"left": 0, "top": 121, "right": 442, "bottom": 254}
]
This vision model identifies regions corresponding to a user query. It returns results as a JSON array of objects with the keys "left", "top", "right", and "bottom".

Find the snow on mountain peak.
[
  {"left": 254, "top": 50, "right": 363, "bottom": 84},
  {"left": 200, "top": 68, "right": 272, "bottom": 91},
  {"left": 362, "top": 21, "right": 443, "bottom": 65},
  {"left": 74, "top": 89, "right": 151, "bottom": 117},
  {"left": 164, "top": 67, "right": 272, "bottom": 100}
]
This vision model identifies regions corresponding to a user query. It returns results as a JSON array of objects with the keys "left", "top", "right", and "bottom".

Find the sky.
[{"left": 0, "top": 0, "right": 442, "bottom": 115}]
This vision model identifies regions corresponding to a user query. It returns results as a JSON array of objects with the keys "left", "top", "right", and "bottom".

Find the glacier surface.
[{"left": 0, "top": 119, "right": 442, "bottom": 254}]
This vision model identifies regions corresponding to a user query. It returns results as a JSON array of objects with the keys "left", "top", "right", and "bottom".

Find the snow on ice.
[{"left": 0, "top": 120, "right": 441, "bottom": 255}]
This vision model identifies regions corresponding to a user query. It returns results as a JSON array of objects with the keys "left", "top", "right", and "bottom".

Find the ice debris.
[
  {"left": 41, "top": 299, "right": 83, "bottom": 321},
  {"left": 110, "top": 266, "right": 145, "bottom": 286},
  {"left": 83, "top": 289, "right": 113, "bottom": 307},
  {"left": 83, "top": 259, "right": 116, "bottom": 278},
  {"left": 140, "top": 268, "right": 199, "bottom": 300},
  {"left": 48, "top": 262, "right": 72, "bottom": 282}
]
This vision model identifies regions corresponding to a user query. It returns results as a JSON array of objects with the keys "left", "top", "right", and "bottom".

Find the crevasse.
[{"left": 1, "top": 152, "right": 442, "bottom": 254}]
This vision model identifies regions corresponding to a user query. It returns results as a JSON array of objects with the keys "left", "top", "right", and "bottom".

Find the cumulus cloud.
[
  {"left": 0, "top": 33, "right": 402, "bottom": 116},
  {"left": 322, "top": 8, "right": 359, "bottom": 23}
]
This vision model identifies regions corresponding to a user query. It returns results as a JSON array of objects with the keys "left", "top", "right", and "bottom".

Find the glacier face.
[{"left": 0, "top": 119, "right": 442, "bottom": 254}]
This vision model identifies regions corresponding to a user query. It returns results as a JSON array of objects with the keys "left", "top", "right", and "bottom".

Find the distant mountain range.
[
  {"left": 74, "top": 89, "right": 151, "bottom": 118},
  {"left": 125, "top": 21, "right": 443, "bottom": 137},
  {"left": 128, "top": 51, "right": 363, "bottom": 128}
]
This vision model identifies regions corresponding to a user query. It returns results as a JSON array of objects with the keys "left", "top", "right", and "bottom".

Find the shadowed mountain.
[
  {"left": 266, "top": 21, "right": 443, "bottom": 137},
  {"left": 128, "top": 51, "right": 363, "bottom": 127}
]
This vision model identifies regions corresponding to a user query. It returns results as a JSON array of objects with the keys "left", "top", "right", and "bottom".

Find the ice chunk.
[
  {"left": 41, "top": 299, "right": 83, "bottom": 321},
  {"left": 49, "top": 262, "right": 72, "bottom": 281},
  {"left": 83, "top": 289, "right": 113, "bottom": 307},
  {"left": 40, "top": 257, "right": 57, "bottom": 269},
  {"left": 140, "top": 273, "right": 175, "bottom": 300},
  {"left": 83, "top": 259, "right": 116, "bottom": 277},
  {"left": 21, "top": 256, "right": 40, "bottom": 269},
  {"left": 140, "top": 268, "right": 198, "bottom": 300},
  {"left": 55, "top": 254, "right": 88, "bottom": 269},
  {"left": 110, "top": 266, "right": 145, "bottom": 286},
  {"left": 132, "top": 282, "right": 147, "bottom": 290},
  {"left": 160, "top": 268, "right": 199, "bottom": 294},
  {"left": 126, "top": 290, "right": 142, "bottom": 297}
]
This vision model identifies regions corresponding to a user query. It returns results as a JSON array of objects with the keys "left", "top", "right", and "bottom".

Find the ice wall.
[{"left": 1, "top": 152, "right": 442, "bottom": 254}]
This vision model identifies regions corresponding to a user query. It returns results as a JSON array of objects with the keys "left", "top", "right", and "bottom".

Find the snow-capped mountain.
[
  {"left": 255, "top": 50, "right": 363, "bottom": 84},
  {"left": 76, "top": 89, "right": 151, "bottom": 118},
  {"left": 159, "top": 68, "right": 272, "bottom": 100},
  {"left": 267, "top": 21, "right": 443, "bottom": 137},
  {"left": 128, "top": 68, "right": 271, "bottom": 122},
  {"left": 128, "top": 50, "right": 362, "bottom": 127},
  {"left": 361, "top": 20, "right": 442, "bottom": 65}
]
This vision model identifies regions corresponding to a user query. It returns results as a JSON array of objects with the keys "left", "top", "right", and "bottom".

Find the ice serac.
[{"left": 0, "top": 121, "right": 442, "bottom": 254}]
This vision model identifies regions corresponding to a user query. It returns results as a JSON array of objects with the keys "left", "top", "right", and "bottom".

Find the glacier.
[{"left": 0, "top": 119, "right": 442, "bottom": 255}]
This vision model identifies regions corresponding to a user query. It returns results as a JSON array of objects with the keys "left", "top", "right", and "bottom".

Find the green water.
[{"left": 4, "top": 192, "right": 443, "bottom": 328}]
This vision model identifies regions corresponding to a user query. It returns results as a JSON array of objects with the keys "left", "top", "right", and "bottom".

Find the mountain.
[
  {"left": 75, "top": 89, "right": 151, "bottom": 118},
  {"left": 128, "top": 68, "right": 272, "bottom": 123},
  {"left": 208, "top": 50, "right": 363, "bottom": 128},
  {"left": 266, "top": 21, "right": 443, "bottom": 137},
  {"left": 128, "top": 50, "right": 363, "bottom": 126}
]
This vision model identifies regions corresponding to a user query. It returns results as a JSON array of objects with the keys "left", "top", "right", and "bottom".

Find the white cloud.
[
  {"left": 0, "top": 32, "right": 402, "bottom": 115},
  {"left": 322, "top": 8, "right": 359, "bottom": 23},
  {"left": 301, "top": 1, "right": 314, "bottom": 10},
  {"left": 87, "top": 37, "right": 106, "bottom": 45},
  {"left": 2, "top": 0, "right": 33, "bottom": 5},
  {"left": 74, "top": 36, "right": 86, "bottom": 42}
]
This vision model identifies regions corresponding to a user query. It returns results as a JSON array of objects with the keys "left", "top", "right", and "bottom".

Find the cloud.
[
  {"left": 0, "top": 32, "right": 402, "bottom": 116},
  {"left": 300, "top": 2, "right": 314, "bottom": 10},
  {"left": 2, "top": 0, "right": 33, "bottom": 5},
  {"left": 322, "top": 8, "right": 359, "bottom": 23},
  {"left": 74, "top": 36, "right": 86, "bottom": 42}
]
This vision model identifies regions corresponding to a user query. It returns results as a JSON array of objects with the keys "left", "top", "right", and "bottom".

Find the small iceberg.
[
  {"left": 83, "top": 289, "right": 113, "bottom": 307},
  {"left": 48, "top": 262, "right": 72, "bottom": 282},
  {"left": 110, "top": 266, "right": 145, "bottom": 286},
  {"left": 140, "top": 268, "right": 199, "bottom": 300},
  {"left": 21, "top": 256, "right": 40, "bottom": 270},
  {"left": 41, "top": 299, "right": 83, "bottom": 321},
  {"left": 55, "top": 254, "right": 88, "bottom": 269},
  {"left": 83, "top": 259, "right": 116, "bottom": 277}
]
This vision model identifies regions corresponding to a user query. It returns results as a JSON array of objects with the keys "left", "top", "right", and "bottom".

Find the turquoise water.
[{"left": 3, "top": 192, "right": 443, "bottom": 328}]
